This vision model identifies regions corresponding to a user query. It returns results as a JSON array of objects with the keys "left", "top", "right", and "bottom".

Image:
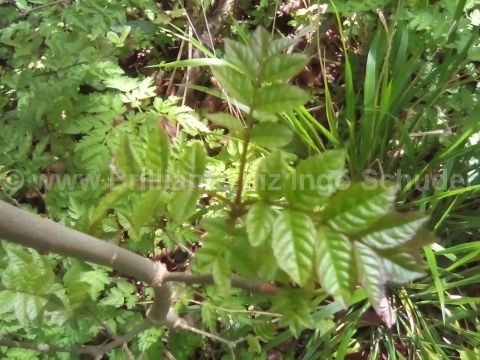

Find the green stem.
[{"left": 234, "top": 127, "right": 251, "bottom": 206}]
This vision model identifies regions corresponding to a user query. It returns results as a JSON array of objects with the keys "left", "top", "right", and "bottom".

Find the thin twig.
[
  {"left": 178, "top": 322, "right": 245, "bottom": 360},
  {"left": 19, "top": 0, "right": 69, "bottom": 17},
  {"left": 187, "top": 299, "right": 282, "bottom": 317},
  {"left": 164, "top": 272, "right": 280, "bottom": 295}
]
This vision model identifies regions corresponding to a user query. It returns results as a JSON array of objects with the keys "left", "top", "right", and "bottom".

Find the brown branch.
[
  {"left": 0, "top": 200, "right": 279, "bottom": 356},
  {"left": 0, "top": 337, "right": 94, "bottom": 355},
  {"left": 0, "top": 201, "right": 156, "bottom": 284},
  {"left": 0, "top": 201, "right": 173, "bottom": 356},
  {"left": 0, "top": 319, "right": 153, "bottom": 357},
  {"left": 164, "top": 273, "right": 280, "bottom": 295}
]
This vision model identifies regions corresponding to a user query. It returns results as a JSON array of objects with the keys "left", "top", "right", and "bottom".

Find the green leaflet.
[
  {"left": 211, "top": 66, "right": 254, "bottom": 106},
  {"left": 145, "top": 127, "right": 169, "bottom": 174},
  {"left": 271, "top": 289, "right": 315, "bottom": 338},
  {"left": 88, "top": 183, "right": 131, "bottom": 233},
  {"left": 0, "top": 290, "right": 15, "bottom": 315},
  {"left": 194, "top": 218, "right": 232, "bottom": 293},
  {"left": 360, "top": 212, "right": 429, "bottom": 249},
  {"left": 205, "top": 112, "right": 245, "bottom": 135},
  {"left": 249, "top": 27, "right": 273, "bottom": 62},
  {"left": 14, "top": 292, "right": 46, "bottom": 325},
  {"left": 316, "top": 228, "right": 354, "bottom": 307},
  {"left": 267, "top": 36, "right": 294, "bottom": 56},
  {"left": 286, "top": 150, "right": 345, "bottom": 210},
  {"left": 272, "top": 210, "right": 316, "bottom": 286},
  {"left": 116, "top": 132, "right": 142, "bottom": 175},
  {"left": 3, "top": 246, "right": 54, "bottom": 295},
  {"left": 250, "top": 122, "right": 293, "bottom": 148},
  {"left": 255, "top": 150, "right": 289, "bottom": 201},
  {"left": 246, "top": 202, "right": 276, "bottom": 247},
  {"left": 179, "top": 141, "right": 207, "bottom": 183},
  {"left": 212, "top": 255, "right": 231, "bottom": 294},
  {"left": 255, "top": 84, "right": 310, "bottom": 113},
  {"left": 224, "top": 39, "right": 259, "bottom": 79},
  {"left": 379, "top": 249, "right": 425, "bottom": 283},
  {"left": 131, "top": 190, "right": 167, "bottom": 233},
  {"left": 353, "top": 242, "right": 385, "bottom": 308},
  {"left": 168, "top": 189, "right": 201, "bottom": 224},
  {"left": 323, "top": 183, "right": 397, "bottom": 234},
  {"left": 262, "top": 54, "right": 308, "bottom": 83}
]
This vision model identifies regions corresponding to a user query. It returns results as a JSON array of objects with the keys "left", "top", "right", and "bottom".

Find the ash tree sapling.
[{"left": 0, "top": 27, "right": 435, "bottom": 356}]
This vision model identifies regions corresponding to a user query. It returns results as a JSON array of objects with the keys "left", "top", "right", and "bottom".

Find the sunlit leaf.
[
  {"left": 246, "top": 202, "right": 276, "bottom": 247},
  {"left": 316, "top": 228, "right": 354, "bottom": 306},
  {"left": 286, "top": 150, "right": 345, "bottom": 210},
  {"left": 361, "top": 213, "right": 429, "bottom": 249},
  {"left": 323, "top": 183, "right": 397, "bottom": 234},
  {"left": 272, "top": 210, "right": 316, "bottom": 286},
  {"left": 354, "top": 242, "right": 385, "bottom": 308}
]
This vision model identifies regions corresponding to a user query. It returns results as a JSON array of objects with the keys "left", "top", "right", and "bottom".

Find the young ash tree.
[{"left": 0, "top": 28, "right": 435, "bottom": 357}]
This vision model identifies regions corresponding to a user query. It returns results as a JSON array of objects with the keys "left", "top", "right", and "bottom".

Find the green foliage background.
[{"left": 1, "top": 0, "right": 480, "bottom": 359}]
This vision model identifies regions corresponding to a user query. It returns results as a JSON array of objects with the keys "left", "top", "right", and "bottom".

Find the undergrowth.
[{"left": 0, "top": 0, "right": 479, "bottom": 359}]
